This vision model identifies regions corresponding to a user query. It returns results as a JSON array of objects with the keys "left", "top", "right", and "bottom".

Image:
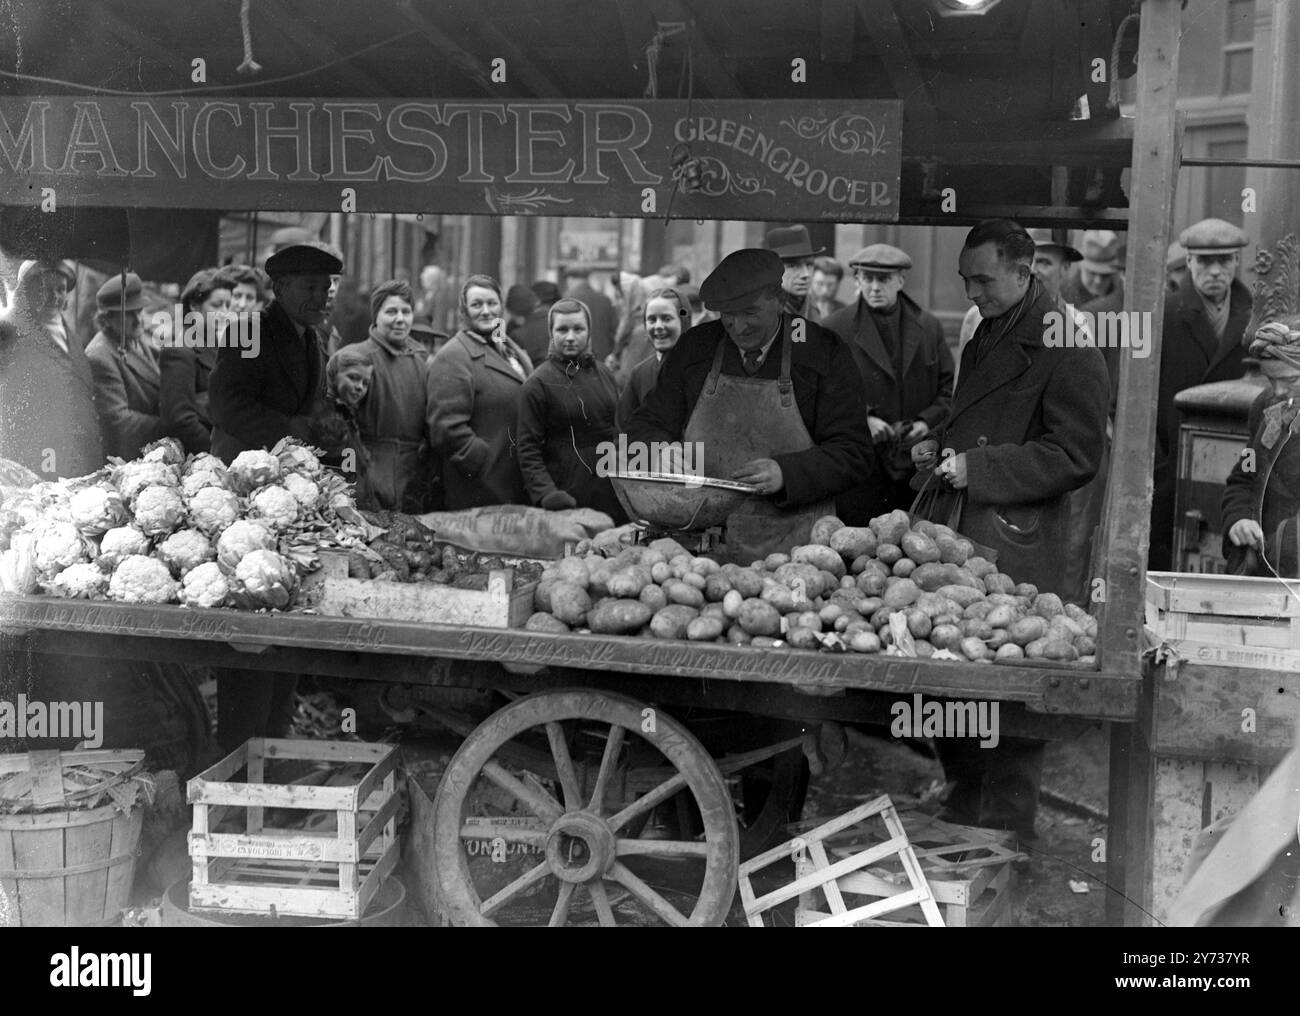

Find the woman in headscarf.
[
  {"left": 350, "top": 279, "right": 430, "bottom": 512},
  {"left": 427, "top": 274, "right": 534, "bottom": 509},
  {"left": 516, "top": 298, "right": 625, "bottom": 520},
  {"left": 160, "top": 267, "right": 235, "bottom": 454},
  {"left": 616, "top": 286, "right": 689, "bottom": 428}
]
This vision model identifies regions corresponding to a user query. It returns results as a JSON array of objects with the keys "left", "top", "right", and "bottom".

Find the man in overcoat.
[
  {"left": 823, "top": 243, "right": 952, "bottom": 523},
  {"left": 1149, "top": 218, "right": 1253, "bottom": 570}
]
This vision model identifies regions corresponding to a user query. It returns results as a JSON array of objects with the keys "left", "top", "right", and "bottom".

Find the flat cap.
[
  {"left": 1180, "top": 218, "right": 1248, "bottom": 254},
  {"left": 95, "top": 272, "right": 146, "bottom": 312},
  {"left": 1026, "top": 228, "right": 1082, "bottom": 263},
  {"left": 764, "top": 225, "right": 824, "bottom": 260},
  {"left": 1166, "top": 241, "right": 1187, "bottom": 271},
  {"left": 848, "top": 243, "right": 913, "bottom": 272},
  {"left": 700, "top": 249, "right": 784, "bottom": 312},
  {"left": 265, "top": 242, "right": 343, "bottom": 278},
  {"left": 1080, "top": 230, "right": 1122, "bottom": 275}
]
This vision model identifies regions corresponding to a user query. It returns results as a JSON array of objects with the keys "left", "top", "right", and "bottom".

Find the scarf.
[{"left": 970, "top": 276, "right": 1042, "bottom": 369}]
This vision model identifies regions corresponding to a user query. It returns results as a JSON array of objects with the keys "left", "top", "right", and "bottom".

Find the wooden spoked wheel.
[{"left": 431, "top": 689, "right": 739, "bottom": 927}]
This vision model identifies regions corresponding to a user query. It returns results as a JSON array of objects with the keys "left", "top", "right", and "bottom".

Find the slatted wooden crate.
[
  {"left": 187, "top": 739, "right": 399, "bottom": 921},
  {"left": 789, "top": 811, "right": 1023, "bottom": 927}
]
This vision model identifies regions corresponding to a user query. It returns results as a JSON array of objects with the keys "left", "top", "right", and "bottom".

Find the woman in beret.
[
  {"left": 617, "top": 287, "right": 689, "bottom": 427},
  {"left": 427, "top": 275, "right": 534, "bottom": 509},
  {"left": 160, "top": 268, "right": 236, "bottom": 455},
  {"left": 516, "top": 298, "right": 625, "bottom": 520}
]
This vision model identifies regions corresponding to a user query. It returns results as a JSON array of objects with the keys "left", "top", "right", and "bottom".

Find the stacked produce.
[
  {"left": 350, "top": 510, "right": 542, "bottom": 588},
  {"left": 526, "top": 510, "right": 1098, "bottom": 665},
  {"left": 0, "top": 437, "right": 367, "bottom": 610}
]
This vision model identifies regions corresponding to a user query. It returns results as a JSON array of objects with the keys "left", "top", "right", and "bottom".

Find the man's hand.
[
  {"left": 867, "top": 415, "right": 893, "bottom": 443},
  {"left": 604, "top": 353, "right": 620, "bottom": 372},
  {"left": 1228, "top": 518, "right": 1264, "bottom": 549},
  {"left": 911, "top": 439, "right": 939, "bottom": 471},
  {"left": 905, "top": 420, "right": 930, "bottom": 442},
  {"left": 935, "top": 451, "right": 968, "bottom": 489},
  {"left": 732, "top": 458, "right": 784, "bottom": 495}
]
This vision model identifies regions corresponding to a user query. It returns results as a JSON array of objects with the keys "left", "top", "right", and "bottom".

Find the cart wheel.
[{"left": 432, "top": 689, "right": 739, "bottom": 927}]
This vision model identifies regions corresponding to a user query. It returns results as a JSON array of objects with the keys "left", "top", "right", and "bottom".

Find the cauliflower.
[
  {"left": 69, "top": 485, "right": 127, "bottom": 536},
  {"left": 113, "top": 459, "right": 180, "bottom": 503},
  {"left": 187, "top": 486, "right": 241, "bottom": 536},
  {"left": 33, "top": 520, "right": 90, "bottom": 574},
  {"left": 181, "top": 469, "right": 228, "bottom": 499},
  {"left": 282, "top": 472, "right": 323, "bottom": 511},
  {"left": 216, "top": 519, "right": 276, "bottom": 572},
  {"left": 228, "top": 450, "right": 281, "bottom": 495},
  {"left": 230, "top": 549, "right": 298, "bottom": 610},
  {"left": 183, "top": 452, "right": 228, "bottom": 478},
  {"left": 108, "top": 554, "right": 179, "bottom": 603},
  {"left": 273, "top": 437, "right": 325, "bottom": 479},
  {"left": 181, "top": 561, "right": 230, "bottom": 609},
  {"left": 249, "top": 484, "right": 300, "bottom": 531},
  {"left": 98, "top": 526, "right": 151, "bottom": 569},
  {"left": 140, "top": 437, "right": 187, "bottom": 466},
  {"left": 156, "top": 528, "right": 216, "bottom": 576},
  {"left": 47, "top": 561, "right": 108, "bottom": 599},
  {"left": 133, "top": 485, "right": 186, "bottom": 537}
]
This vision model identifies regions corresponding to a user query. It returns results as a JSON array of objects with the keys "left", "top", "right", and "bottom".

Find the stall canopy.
[{"left": 0, "top": 0, "right": 1140, "bottom": 240}]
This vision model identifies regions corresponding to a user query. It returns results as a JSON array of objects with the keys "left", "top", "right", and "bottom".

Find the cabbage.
[
  {"left": 181, "top": 561, "right": 230, "bottom": 608},
  {"left": 231, "top": 549, "right": 298, "bottom": 610},
  {"left": 33, "top": 520, "right": 90, "bottom": 573},
  {"left": 99, "top": 526, "right": 151, "bottom": 569},
  {"left": 228, "top": 450, "right": 281, "bottom": 495},
  {"left": 108, "top": 554, "right": 179, "bottom": 603},
  {"left": 47, "top": 561, "right": 109, "bottom": 599},
  {"left": 181, "top": 469, "right": 229, "bottom": 499},
  {"left": 133, "top": 485, "right": 185, "bottom": 537},
  {"left": 69, "top": 485, "right": 127, "bottom": 536},
  {"left": 282, "top": 473, "right": 323, "bottom": 511},
  {"left": 272, "top": 437, "right": 325, "bottom": 479},
  {"left": 216, "top": 519, "right": 276, "bottom": 572},
  {"left": 156, "top": 528, "right": 216, "bottom": 576},
  {"left": 140, "top": 437, "right": 187, "bottom": 466},
  {"left": 113, "top": 459, "right": 180, "bottom": 504},
  {"left": 249, "top": 484, "right": 300, "bottom": 532}
]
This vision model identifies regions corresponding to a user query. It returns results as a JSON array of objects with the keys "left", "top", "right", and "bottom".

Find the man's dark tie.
[{"left": 742, "top": 349, "right": 762, "bottom": 375}]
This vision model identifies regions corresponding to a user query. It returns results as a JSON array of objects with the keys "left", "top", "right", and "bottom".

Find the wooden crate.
[
  {"left": 301, "top": 551, "right": 536, "bottom": 627},
  {"left": 187, "top": 739, "right": 400, "bottom": 921},
  {"left": 789, "top": 811, "right": 1023, "bottom": 928}
]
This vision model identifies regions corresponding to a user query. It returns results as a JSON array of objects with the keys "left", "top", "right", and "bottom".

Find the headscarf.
[{"left": 547, "top": 298, "right": 593, "bottom": 364}]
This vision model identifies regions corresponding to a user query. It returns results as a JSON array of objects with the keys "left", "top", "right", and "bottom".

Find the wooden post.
[{"left": 1098, "top": 0, "right": 1183, "bottom": 927}]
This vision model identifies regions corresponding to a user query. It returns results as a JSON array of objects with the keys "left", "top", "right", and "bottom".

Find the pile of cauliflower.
[{"left": 0, "top": 436, "right": 360, "bottom": 611}]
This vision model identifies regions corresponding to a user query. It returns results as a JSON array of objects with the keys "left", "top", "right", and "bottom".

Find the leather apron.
[{"left": 683, "top": 320, "right": 835, "bottom": 564}]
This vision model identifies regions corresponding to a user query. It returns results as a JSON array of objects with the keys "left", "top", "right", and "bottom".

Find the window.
[{"left": 1223, "top": 0, "right": 1254, "bottom": 95}]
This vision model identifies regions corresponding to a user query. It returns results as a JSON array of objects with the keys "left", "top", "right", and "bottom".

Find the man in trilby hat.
[{"left": 764, "top": 225, "right": 824, "bottom": 321}]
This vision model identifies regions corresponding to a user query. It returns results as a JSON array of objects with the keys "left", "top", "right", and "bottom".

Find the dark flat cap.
[
  {"left": 1180, "top": 218, "right": 1248, "bottom": 254},
  {"left": 265, "top": 243, "right": 343, "bottom": 278},
  {"left": 1026, "top": 228, "right": 1082, "bottom": 263},
  {"left": 764, "top": 225, "right": 824, "bottom": 260},
  {"left": 700, "top": 249, "right": 783, "bottom": 312},
  {"left": 849, "top": 243, "right": 914, "bottom": 272},
  {"left": 95, "top": 272, "right": 146, "bottom": 312}
]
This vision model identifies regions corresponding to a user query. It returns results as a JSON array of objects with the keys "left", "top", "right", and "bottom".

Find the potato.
[
  {"left": 534, "top": 577, "right": 560, "bottom": 613},
  {"left": 700, "top": 602, "right": 728, "bottom": 621},
  {"left": 961, "top": 619, "right": 994, "bottom": 641},
  {"left": 648, "top": 538, "right": 690, "bottom": 560},
  {"left": 819, "top": 602, "right": 845, "bottom": 626},
  {"left": 987, "top": 628, "right": 1011, "bottom": 650},
  {"left": 1063, "top": 602, "right": 1089, "bottom": 623},
  {"left": 670, "top": 560, "right": 692, "bottom": 580},
  {"left": 774, "top": 562, "right": 825, "bottom": 600},
  {"left": 829, "top": 526, "right": 877, "bottom": 560},
  {"left": 869, "top": 509, "right": 911, "bottom": 546},
  {"left": 587, "top": 598, "right": 653, "bottom": 635},
  {"left": 900, "top": 531, "right": 941, "bottom": 565},
  {"left": 722, "top": 589, "right": 745, "bottom": 620},
  {"left": 1014, "top": 582, "right": 1039, "bottom": 599},
  {"left": 850, "top": 554, "right": 873, "bottom": 575},
  {"left": 929, "top": 624, "right": 964, "bottom": 651},
  {"left": 639, "top": 583, "right": 668, "bottom": 612},
  {"left": 810, "top": 515, "right": 846, "bottom": 545},
  {"left": 764, "top": 552, "right": 791, "bottom": 571},
  {"left": 1009, "top": 616, "right": 1048, "bottom": 646},
  {"left": 875, "top": 543, "right": 903, "bottom": 566},
  {"left": 995, "top": 642, "right": 1025, "bottom": 660},
  {"left": 963, "top": 600, "right": 995, "bottom": 621},
  {"left": 855, "top": 596, "right": 884, "bottom": 616},
  {"left": 963, "top": 556, "right": 996, "bottom": 579},
  {"left": 726, "top": 625, "right": 753, "bottom": 646},
  {"left": 834, "top": 610, "right": 865, "bottom": 632},
  {"left": 984, "top": 604, "right": 1017, "bottom": 629},
  {"left": 856, "top": 570, "right": 888, "bottom": 597},
  {"left": 738, "top": 598, "right": 782, "bottom": 636},
  {"left": 953, "top": 539, "right": 974, "bottom": 563},
  {"left": 552, "top": 555, "right": 591, "bottom": 588},
  {"left": 681, "top": 570, "right": 708, "bottom": 591},
  {"left": 839, "top": 574, "right": 858, "bottom": 590},
  {"left": 729, "top": 568, "right": 766, "bottom": 598},
  {"left": 960, "top": 637, "right": 990, "bottom": 662},
  {"left": 690, "top": 556, "right": 721, "bottom": 576},
  {"left": 1043, "top": 640, "right": 1078, "bottom": 661},
  {"left": 790, "top": 610, "right": 823, "bottom": 631},
  {"left": 792, "top": 544, "right": 846, "bottom": 578},
  {"left": 932, "top": 612, "right": 962, "bottom": 628},
  {"left": 1083, "top": 615, "right": 1099, "bottom": 638},
  {"left": 881, "top": 578, "right": 921, "bottom": 610},
  {"left": 870, "top": 607, "right": 894, "bottom": 630},
  {"left": 663, "top": 579, "right": 705, "bottom": 608},
  {"left": 935, "top": 584, "right": 985, "bottom": 608},
  {"left": 607, "top": 565, "right": 652, "bottom": 598},
  {"left": 750, "top": 636, "right": 783, "bottom": 649},
  {"left": 761, "top": 583, "right": 797, "bottom": 614},
  {"left": 910, "top": 518, "right": 939, "bottom": 540},
  {"left": 588, "top": 562, "right": 614, "bottom": 598},
  {"left": 949, "top": 567, "right": 985, "bottom": 590},
  {"left": 704, "top": 572, "right": 733, "bottom": 602},
  {"left": 786, "top": 625, "right": 822, "bottom": 651},
  {"left": 911, "top": 564, "right": 949, "bottom": 593},
  {"left": 686, "top": 615, "right": 726, "bottom": 641},
  {"left": 891, "top": 557, "right": 918, "bottom": 578},
  {"left": 905, "top": 607, "right": 932, "bottom": 639},
  {"left": 849, "top": 630, "right": 882, "bottom": 653},
  {"left": 1049, "top": 615, "right": 1085, "bottom": 639},
  {"left": 914, "top": 639, "right": 936, "bottom": 659},
  {"left": 1073, "top": 635, "right": 1096, "bottom": 656},
  {"left": 649, "top": 561, "right": 672, "bottom": 585},
  {"left": 640, "top": 549, "right": 667, "bottom": 569},
  {"left": 1024, "top": 637, "right": 1050, "bottom": 659},
  {"left": 525, "top": 611, "right": 570, "bottom": 633},
  {"left": 1033, "top": 592, "right": 1065, "bottom": 619},
  {"left": 651, "top": 604, "right": 699, "bottom": 639},
  {"left": 550, "top": 581, "right": 592, "bottom": 626},
  {"left": 982, "top": 572, "right": 1016, "bottom": 595},
  {"left": 612, "top": 547, "right": 644, "bottom": 568}
]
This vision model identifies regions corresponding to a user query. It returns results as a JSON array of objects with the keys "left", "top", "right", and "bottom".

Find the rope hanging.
[{"left": 238, "top": 0, "right": 263, "bottom": 75}]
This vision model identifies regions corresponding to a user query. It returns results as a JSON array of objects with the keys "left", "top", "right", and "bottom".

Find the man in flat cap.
[
  {"left": 209, "top": 242, "right": 346, "bottom": 463},
  {"left": 764, "top": 225, "right": 824, "bottom": 321},
  {"left": 1166, "top": 241, "right": 1188, "bottom": 295},
  {"left": 84, "top": 273, "right": 168, "bottom": 461},
  {"left": 824, "top": 243, "right": 952, "bottom": 523},
  {"left": 1149, "top": 217, "right": 1253, "bottom": 570},
  {"left": 626, "top": 248, "right": 872, "bottom": 563}
]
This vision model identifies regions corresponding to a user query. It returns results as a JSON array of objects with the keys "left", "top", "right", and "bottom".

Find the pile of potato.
[{"left": 525, "top": 510, "right": 1098, "bottom": 665}]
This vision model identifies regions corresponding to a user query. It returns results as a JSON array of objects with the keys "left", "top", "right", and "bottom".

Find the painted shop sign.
[{"left": 0, "top": 97, "right": 902, "bottom": 221}]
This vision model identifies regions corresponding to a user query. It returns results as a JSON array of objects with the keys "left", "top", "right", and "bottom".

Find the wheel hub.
[{"left": 545, "top": 811, "right": 616, "bottom": 884}]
